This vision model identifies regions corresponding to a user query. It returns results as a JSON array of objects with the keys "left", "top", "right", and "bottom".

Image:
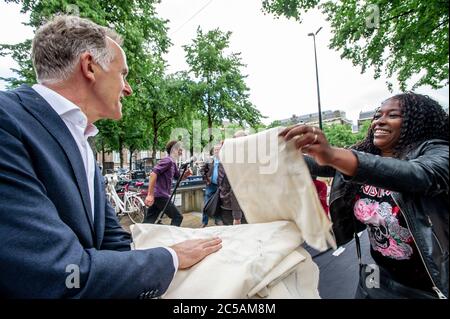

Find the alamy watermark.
[
  {"left": 65, "top": 264, "right": 80, "bottom": 289},
  {"left": 364, "top": 264, "right": 380, "bottom": 289},
  {"left": 170, "top": 120, "right": 281, "bottom": 174},
  {"left": 366, "top": 4, "right": 380, "bottom": 29},
  {"left": 65, "top": 4, "right": 80, "bottom": 17}
]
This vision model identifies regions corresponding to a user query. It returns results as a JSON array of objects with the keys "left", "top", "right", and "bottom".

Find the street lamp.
[{"left": 308, "top": 26, "right": 323, "bottom": 130}]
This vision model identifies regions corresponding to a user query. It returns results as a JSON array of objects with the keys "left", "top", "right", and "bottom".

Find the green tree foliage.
[
  {"left": 184, "top": 27, "right": 263, "bottom": 142},
  {"left": 0, "top": 39, "right": 35, "bottom": 86},
  {"left": 0, "top": 0, "right": 170, "bottom": 88},
  {"left": 261, "top": 0, "right": 449, "bottom": 90},
  {"left": 266, "top": 120, "right": 283, "bottom": 129},
  {"left": 354, "top": 119, "right": 372, "bottom": 142},
  {"left": 321, "top": 120, "right": 372, "bottom": 148},
  {"left": 142, "top": 69, "right": 194, "bottom": 165},
  {"left": 322, "top": 123, "right": 356, "bottom": 148}
]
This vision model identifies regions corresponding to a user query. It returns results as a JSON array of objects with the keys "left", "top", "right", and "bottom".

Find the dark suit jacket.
[{"left": 0, "top": 85, "right": 174, "bottom": 298}]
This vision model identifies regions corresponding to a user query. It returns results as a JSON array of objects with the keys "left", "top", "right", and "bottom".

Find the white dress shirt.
[
  {"left": 33, "top": 84, "right": 97, "bottom": 222},
  {"left": 32, "top": 84, "right": 179, "bottom": 272}
]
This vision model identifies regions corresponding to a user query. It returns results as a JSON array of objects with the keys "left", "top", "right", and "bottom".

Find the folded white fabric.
[
  {"left": 131, "top": 221, "right": 317, "bottom": 298},
  {"left": 219, "top": 127, "right": 336, "bottom": 251},
  {"left": 252, "top": 246, "right": 320, "bottom": 299}
]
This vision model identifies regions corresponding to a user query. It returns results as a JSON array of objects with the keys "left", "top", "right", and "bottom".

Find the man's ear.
[{"left": 80, "top": 52, "right": 96, "bottom": 82}]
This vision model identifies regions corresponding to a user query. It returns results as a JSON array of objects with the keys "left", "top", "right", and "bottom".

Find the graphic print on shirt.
[{"left": 354, "top": 185, "right": 413, "bottom": 260}]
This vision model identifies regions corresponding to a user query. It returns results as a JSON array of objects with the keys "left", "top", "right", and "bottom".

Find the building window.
[
  {"left": 140, "top": 151, "right": 149, "bottom": 158},
  {"left": 113, "top": 151, "right": 120, "bottom": 163}
]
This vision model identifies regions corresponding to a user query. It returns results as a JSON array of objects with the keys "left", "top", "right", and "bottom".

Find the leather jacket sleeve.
[
  {"left": 304, "top": 155, "right": 336, "bottom": 177},
  {"left": 346, "top": 140, "right": 449, "bottom": 196}
]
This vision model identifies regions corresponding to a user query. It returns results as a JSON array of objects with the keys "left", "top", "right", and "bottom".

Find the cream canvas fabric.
[
  {"left": 131, "top": 127, "right": 336, "bottom": 299},
  {"left": 219, "top": 127, "right": 335, "bottom": 251},
  {"left": 131, "top": 221, "right": 320, "bottom": 298}
]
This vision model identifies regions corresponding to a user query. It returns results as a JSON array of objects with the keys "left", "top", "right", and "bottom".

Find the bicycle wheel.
[{"left": 125, "top": 196, "right": 145, "bottom": 223}]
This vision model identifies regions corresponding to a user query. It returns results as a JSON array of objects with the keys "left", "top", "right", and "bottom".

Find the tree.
[
  {"left": 266, "top": 120, "right": 283, "bottom": 129},
  {"left": 261, "top": 0, "right": 449, "bottom": 90},
  {"left": 184, "top": 27, "right": 263, "bottom": 143},
  {"left": 121, "top": 95, "right": 151, "bottom": 169},
  {"left": 0, "top": 40, "right": 36, "bottom": 87},
  {"left": 322, "top": 123, "right": 356, "bottom": 148},
  {"left": 0, "top": 0, "right": 170, "bottom": 88},
  {"left": 355, "top": 119, "right": 372, "bottom": 142},
  {"left": 139, "top": 67, "right": 194, "bottom": 165},
  {"left": 95, "top": 120, "right": 120, "bottom": 171}
]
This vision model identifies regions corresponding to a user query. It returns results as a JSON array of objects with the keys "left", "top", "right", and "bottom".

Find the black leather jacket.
[{"left": 306, "top": 139, "right": 449, "bottom": 298}]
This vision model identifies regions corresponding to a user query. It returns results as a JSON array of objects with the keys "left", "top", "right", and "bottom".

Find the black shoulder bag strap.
[{"left": 353, "top": 215, "right": 363, "bottom": 268}]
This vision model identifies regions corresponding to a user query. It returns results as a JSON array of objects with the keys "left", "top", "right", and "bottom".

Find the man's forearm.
[{"left": 147, "top": 172, "right": 157, "bottom": 195}]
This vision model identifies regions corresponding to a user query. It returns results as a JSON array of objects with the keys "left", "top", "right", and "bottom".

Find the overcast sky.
[{"left": 1, "top": 0, "right": 448, "bottom": 125}]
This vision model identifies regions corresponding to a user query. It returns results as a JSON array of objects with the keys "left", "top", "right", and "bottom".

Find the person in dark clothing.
[
  {"left": 144, "top": 141, "right": 192, "bottom": 226},
  {"left": 280, "top": 92, "right": 448, "bottom": 299},
  {"left": 200, "top": 144, "right": 223, "bottom": 227},
  {"left": 216, "top": 130, "right": 248, "bottom": 225},
  {"left": 216, "top": 162, "right": 247, "bottom": 225}
]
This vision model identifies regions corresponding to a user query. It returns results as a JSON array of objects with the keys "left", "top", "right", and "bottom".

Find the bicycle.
[{"left": 105, "top": 175, "right": 145, "bottom": 223}]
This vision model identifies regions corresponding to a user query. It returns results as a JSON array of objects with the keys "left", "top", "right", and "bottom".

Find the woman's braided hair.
[
  {"left": 340, "top": 92, "right": 448, "bottom": 202},
  {"left": 352, "top": 92, "right": 449, "bottom": 158}
]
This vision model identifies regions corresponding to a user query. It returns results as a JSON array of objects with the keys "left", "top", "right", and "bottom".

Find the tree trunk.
[
  {"left": 206, "top": 76, "right": 214, "bottom": 143},
  {"left": 118, "top": 138, "right": 124, "bottom": 169},
  {"left": 87, "top": 136, "right": 97, "bottom": 161},
  {"left": 129, "top": 148, "right": 134, "bottom": 171},
  {"left": 208, "top": 115, "right": 213, "bottom": 143},
  {"left": 151, "top": 111, "right": 158, "bottom": 166},
  {"left": 207, "top": 86, "right": 213, "bottom": 143},
  {"left": 101, "top": 142, "right": 106, "bottom": 174}
]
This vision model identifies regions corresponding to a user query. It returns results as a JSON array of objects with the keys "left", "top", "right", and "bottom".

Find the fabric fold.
[
  {"left": 219, "top": 127, "right": 336, "bottom": 251},
  {"left": 131, "top": 221, "right": 310, "bottom": 298},
  {"left": 247, "top": 249, "right": 305, "bottom": 298}
]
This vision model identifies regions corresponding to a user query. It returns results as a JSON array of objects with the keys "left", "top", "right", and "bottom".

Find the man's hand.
[
  {"left": 233, "top": 219, "right": 241, "bottom": 225},
  {"left": 170, "top": 237, "right": 222, "bottom": 269},
  {"left": 144, "top": 194, "right": 154, "bottom": 207}
]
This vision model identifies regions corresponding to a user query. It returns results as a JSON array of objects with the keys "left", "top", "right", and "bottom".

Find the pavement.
[{"left": 303, "top": 230, "right": 374, "bottom": 298}]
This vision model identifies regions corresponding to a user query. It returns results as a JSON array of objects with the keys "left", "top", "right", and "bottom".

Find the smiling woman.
[
  {"left": 279, "top": 92, "right": 449, "bottom": 299},
  {"left": 371, "top": 99, "right": 403, "bottom": 157}
]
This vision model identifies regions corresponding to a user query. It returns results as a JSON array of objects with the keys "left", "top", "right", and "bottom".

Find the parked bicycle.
[{"left": 105, "top": 174, "right": 145, "bottom": 224}]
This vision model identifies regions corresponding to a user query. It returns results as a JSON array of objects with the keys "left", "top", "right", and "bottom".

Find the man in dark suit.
[{"left": 0, "top": 15, "right": 221, "bottom": 298}]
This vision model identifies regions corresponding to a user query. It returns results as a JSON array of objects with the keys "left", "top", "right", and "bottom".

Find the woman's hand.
[
  {"left": 279, "top": 125, "right": 336, "bottom": 166},
  {"left": 279, "top": 124, "right": 358, "bottom": 176}
]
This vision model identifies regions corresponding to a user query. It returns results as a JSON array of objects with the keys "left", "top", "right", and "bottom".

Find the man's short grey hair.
[{"left": 32, "top": 15, "right": 123, "bottom": 84}]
